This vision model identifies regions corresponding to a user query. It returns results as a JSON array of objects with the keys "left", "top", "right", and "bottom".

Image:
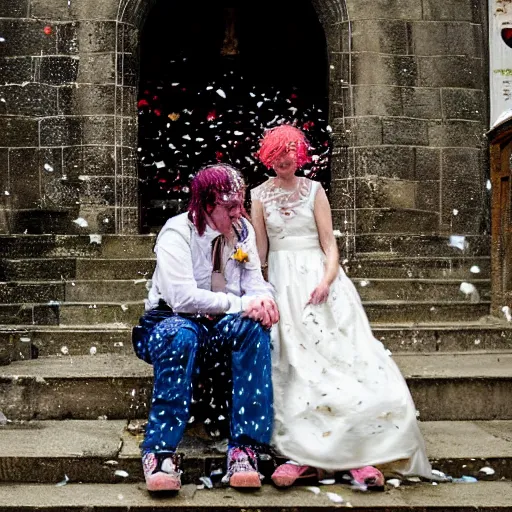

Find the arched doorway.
[{"left": 137, "top": 0, "right": 330, "bottom": 232}]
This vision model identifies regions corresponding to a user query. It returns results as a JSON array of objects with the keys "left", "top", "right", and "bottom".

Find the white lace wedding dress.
[{"left": 251, "top": 177, "right": 433, "bottom": 477}]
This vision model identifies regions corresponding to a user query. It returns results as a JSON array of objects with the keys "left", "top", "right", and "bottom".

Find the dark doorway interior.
[{"left": 138, "top": 0, "right": 330, "bottom": 233}]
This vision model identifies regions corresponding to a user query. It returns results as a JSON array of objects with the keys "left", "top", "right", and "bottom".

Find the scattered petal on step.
[
  {"left": 89, "top": 346, "right": 97, "bottom": 355},
  {"left": 199, "top": 476, "right": 213, "bottom": 489},
  {"left": 305, "top": 486, "right": 321, "bottom": 494},
  {"left": 478, "top": 466, "right": 495, "bottom": 476},
  {"left": 55, "top": 475, "right": 69, "bottom": 486},
  {"left": 89, "top": 234, "right": 102, "bottom": 244},
  {"left": 470, "top": 266, "right": 481, "bottom": 274},
  {"left": 0, "top": 411, "right": 7, "bottom": 425},
  {"left": 406, "top": 476, "right": 421, "bottom": 483},
  {"left": 452, "top": 475, "right": 478, "bottom": 483},
  {"left": 114, "top": 470, "right": 129, "bottom": 478},
  {"left": 325, "top": 492, "right": 344, "bottom": 503},
  {"left": 502, "top": 306, "right": 512, "bottom": 322},
  {"left": 104, "top": 460, "right": 118, "bottom": 466},
  {"left": 448, "top": 235, "right": 466, "bottom": 251},
  {"left": 60, "top": 346, "right": 69, "bottom": 355},
  {"left": 73, "top": 217, "right": 88, "bottom": 228},
  {"left": 319, "top": 478, "right": 335, "bottom": 485},
  {"left": 386, "top": 478, "right": 401, "bottom": 488}
]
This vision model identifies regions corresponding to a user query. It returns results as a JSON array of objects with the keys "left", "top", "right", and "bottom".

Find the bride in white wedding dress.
[{"left": 250, "top": 125, "right": 433, "bottom": 489}]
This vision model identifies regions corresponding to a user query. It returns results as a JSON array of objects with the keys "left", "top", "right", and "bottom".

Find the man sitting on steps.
[{"left": 132, "top": 164, "right": 279, "bottom": 492}]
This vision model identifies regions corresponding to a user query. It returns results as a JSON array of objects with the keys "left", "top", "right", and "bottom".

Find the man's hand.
[{"left": 243, "top": 297, "right": 280, "bottom": 328}]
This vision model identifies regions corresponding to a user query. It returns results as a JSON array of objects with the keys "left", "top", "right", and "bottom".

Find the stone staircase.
[{"left": 0, "top": 234, "right": 511, "bottom": 510}]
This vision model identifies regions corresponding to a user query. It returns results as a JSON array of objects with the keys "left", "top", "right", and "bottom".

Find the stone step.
[
  {"left": 0, "top": 235, "right": 155, "bottom": 259},
  {"left": 0, "top": 481, "right": 510, "bottom": 511},
  {"left": 0, "top": 300, "right": 491, "bottom": 326},
  {"left": 353, "top": 278, "right": 490, "bottom": 302},
  {"left": 0, "top": 258, "right": 156, "bottom": 281},
  {"left": 2, "top": 322, "right": 512, "bottom": 363},
  {"left": 346, "top": 256, "right": 490, "bottom": 280},
  {"left": 0, "top": 419, "right": 510, "bottom": 484},
  {"left": 352, "top": 234, "right": 490, "bottom": 257},
  {"left": 1, "top": 352, "right": 511, "bottom": 421},
  {"left": 0, "top": 278, "right": 490, "bottom": 304}
]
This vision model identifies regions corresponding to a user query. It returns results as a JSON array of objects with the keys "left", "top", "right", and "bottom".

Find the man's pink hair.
[
  {"left": 257, "top": 124, "right": 311, "bottom": 169},
  {"left": 188, "top": 164, "right": 247, "bottom": 236}
]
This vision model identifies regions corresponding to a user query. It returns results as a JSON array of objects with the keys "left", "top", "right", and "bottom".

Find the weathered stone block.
[
  {"left": 428, "top": 120, "right": 485, "bottom": 148},
  {"left": 441, "top": 148, "right": 483, "bottom": 182},
  {"left": 441, "top": 207, "right": 484, "bottom": 234},
  {"left": 352, "top": 53, "right": 418, "bottom": 87},
  {"left": 117, "top": 52, "right": 138, "bottom": 87},
  {"left": 418, "top": 56, "right": 483, "bottom": 89},
  {"left": 0, "top": 117, "right": 38, "bottom": 147},
  {"left": 0, "top": 149, "right": 8, "bottom": 193},
  {"left": 77, "top": 53, "right": 116, "bottom": 84},
  {"left": 29, "top": 0, "right": 118, "bottom": 21},
  {"left": 343, "top": 117, "right": 383, "bottom": 146},
  {"left": 0, "top": 0, "right": 28, "bottom": 17},
  {"left": 355, "top": 177, "right": 418, "bottom": 209},
  {"left": 0, "top": 83, "right": 58, "bottom": 116},
  {"left": 382, "top": 118, "right": 429, "bottom": 146},
  {"left": 324, "top": 23, "right": 342, "bottom": 53},
  {"left": 354, "top": 146, "right": 416, "bottom": 180},
  {"left": 63, "top": 145, "right": 116, "bottom": 178},
  {"left": 56, "top": 22, "right": 79, "bottom": 55},
  {"left": 0, "top": 56, "right": 33, "bottom": 83},
  {"left": 346, "top": 0, "right": 422, "bottom": 20},
  {"left": 414, "top": 147, "right": 441, "bottom": 181},
  {"left": 416, "top": 181, "right": 440, "bottom": 211},
  {"left": 330, "top": 178, "right": 355, "bottom": 210},
  {"left": 0, "top": 19, "right": 56, "bottom": 57},
  {"left": 8, "top": 149, "right": 41, "bottom": 209},
  {"left": 356, "top": 208, "right": 439, "bottom": 234},
  {"left": 78, "top": 176, "right": 115, "bottom": 206},
  {"left": 442, "top": 88, "right": 484, "bottom": 121},
  {"left": 82, "top": 116, "right": 115, "bottom": 145},
  {"left": 115, "top": 115, "right": 137, "bottom": 147},
  {"left": 118, "top": 23, "right": 139, "bottom": 54},
  {"left": 410, "top": 21, "right": 479, "bottom": 56},
  {"left": 351, "top": 19, "right": 408, "bottom": 54},
  {"left": 120, "top": 177, "right": 138, "bottom": 208},
  {"left": 402, "top": 87, "right": 442, "bottom": 119},
  {"left": 38, "top": 56, "right": 80, "bottom": 85},
  {"left": 40, "top": 116, "right": 82, "bottom": 146},
  {"left": 116, "top": 146, "right": 138, "bottom": 178},
  {"left": 77, "top": 21, "right": 117, "bottom": 53},
  {"left": 353, "top": 85, "right": 402, "bottom": 116},
  {"left": 117, "top": 86, "right": 137, "bottom": 117},
  {"left": 75, "top": 205, "right": 116, "bottom": 233},
  {"left": 118, "top": 207, "right": 140, "bottom": 234},
  {"left": 59, "top": 84, "right": 115, "bottom": 115},
  {"left": 422, "top": 0, "right": 479, "bottom": 22}
]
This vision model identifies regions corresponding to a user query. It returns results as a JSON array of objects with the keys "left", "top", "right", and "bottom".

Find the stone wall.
[
  {"left": 330, "top": 0, "right": 489, "bottom": 253},
  {"left": 0, "top": 0, "right": 490, "bottom": 253}
]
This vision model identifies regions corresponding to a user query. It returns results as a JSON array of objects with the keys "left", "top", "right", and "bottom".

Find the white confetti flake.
[
  {"left": 486, "top": 180, "right": 492, "bottom": 190},
  {"left": 325, "top": 492, "right": 344, "bottom": 503},
  {"left": 502, "top": 306, "right": 512, "bottom": 322},
  {"left": 0, "top": 98, "right": 5, "bottom": 103},
  {"left": 460, "top": 282, "right": 476, "bottom": 295},
  {"left": 73, "top": 217, "right": 88, "bottom": 228},
  {"left": 234, "top": 131, "right": 243, "bottom": 136},
  {"left": 452, "top": 209, "right": 459, "bottom": 216},
  {"left": 359, "top": 280, "right": 369, "bottom": 287},
  {"left": 155, "top": 161, "right": 165, "bottom": 168},
  {"left": 43, "top": 163, "right": 54, "bottom": 172},
  {"left": 306, "top": 486, "right": 321, "bottom": 494},
  {"left": 114, "top": 342, "right": 124, "bottom": 347},
  {"left": 4, "top": 191, "right": 9, "bottom": 196},
  {"left": 319, "top": 478, "right": 336, "bottom": 485},
  {"left": 104, "top": 460, "right": 118, "bottom": 465},
  {"left": 0, "top": 38, "right": 5, "bottom": 43},
  {"left": 0, "top": 411, "right": 8, "bottom": 425},
  {"left": 199, "top": 476, "right": 213, "bottom": 488},
  {"left": 60, "top": 346, "right": 69, "bottom": 355},
  {"left": 89, "top": 346, "right": 97, "bottom": 355},
  {"left": 114, "top": 470, "right": 129, "bottom": 478},
  {"left": 89, "top": 234, "right": 102, "bottom": 244},
  {"left": 470, "top": 266, "right": 481, "bottom": 274},
  {"left": 478, "top": 466, "right": 495, "bottom": 475},
  {"left": 216, "top": 89, "right": 226, "bottom": 98},
  {"left": 448, "top": 235, "right": 466, "bottom": 251},
  {"left": 120, "top": 304, "right": 128, "bottom": 312}
]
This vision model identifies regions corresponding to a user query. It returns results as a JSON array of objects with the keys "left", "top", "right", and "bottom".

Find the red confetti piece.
[
  {"left": 154, "top": 109, "right": 162, "bottom": 116},
  {"left": 215, "top": 151, "right": 224, "bottom": 161},
  {"left": 138, "top": 99, "right": 149, "bottom": 108},
  {"left": 43, "top": 26, "right": 53, "bottom": 35},
  {"left": 207, "top": 110, "right": 217, "bottom": 121}
]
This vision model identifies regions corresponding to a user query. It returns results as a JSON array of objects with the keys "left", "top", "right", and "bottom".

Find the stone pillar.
[{"left": 330, "top": 0, "right": 488, "bottom": 254}]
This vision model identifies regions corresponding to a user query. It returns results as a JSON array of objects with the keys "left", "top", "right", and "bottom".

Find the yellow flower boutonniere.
[{"left": 232, "top": 246, "right": 249, "bottom": 263}]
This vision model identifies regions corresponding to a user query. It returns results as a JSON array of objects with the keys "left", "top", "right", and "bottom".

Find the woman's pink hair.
[
  {"left": 257, "top": 124, "right": 311, "bottom": 169},
  {"left": 188, "top": 164, "right": 247, "bottom": 236}
]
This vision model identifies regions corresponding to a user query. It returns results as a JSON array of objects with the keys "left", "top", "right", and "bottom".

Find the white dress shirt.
[{"left": 146, "top": 212, "right": 274, "bottom": 315}]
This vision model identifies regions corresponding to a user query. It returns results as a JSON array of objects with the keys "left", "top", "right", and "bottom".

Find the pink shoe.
[
  {"left": 143, "top": 451, "right": 182, "bottom": 492},
  {"left": 271, "top": 463, "right": 324, "bottom": 488},
  {"left": 349, "top": 466, "right": 385, "bottom": 490},
  {"left": 225, "top": 446, "right": 262, "bottom": 488}
]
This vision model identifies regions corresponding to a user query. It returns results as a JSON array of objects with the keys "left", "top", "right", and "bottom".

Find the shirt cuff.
[{"left": 226, "top": 293, "right": 244, "bottom": 314}]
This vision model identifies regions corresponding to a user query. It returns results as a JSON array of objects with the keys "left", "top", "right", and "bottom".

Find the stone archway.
[{"left": 113, "top": 0, "right": 351, "bottom": 235}]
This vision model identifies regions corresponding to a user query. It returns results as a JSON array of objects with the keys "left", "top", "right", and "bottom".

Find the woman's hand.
[{"left": 307, "top": 281, "right": 330, "bottom": 306}]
